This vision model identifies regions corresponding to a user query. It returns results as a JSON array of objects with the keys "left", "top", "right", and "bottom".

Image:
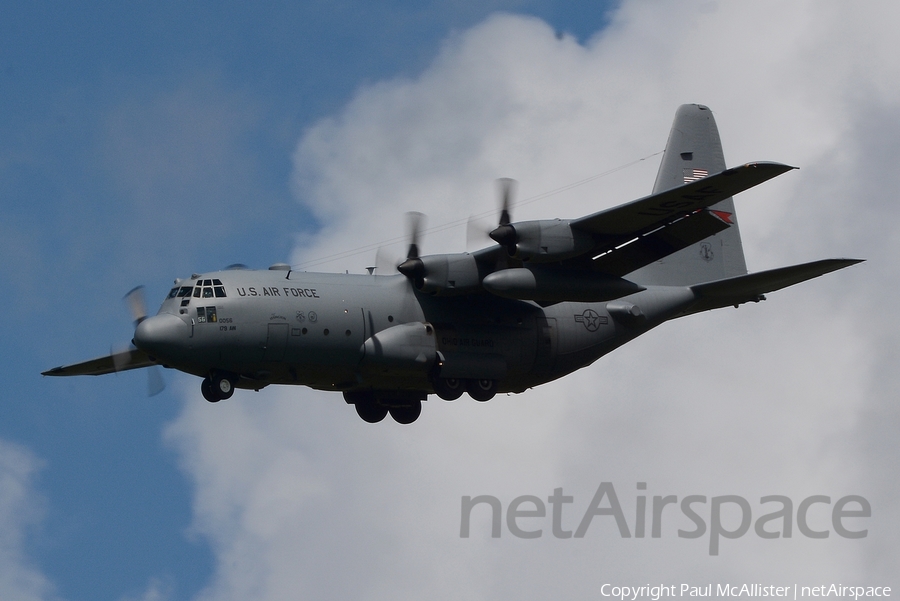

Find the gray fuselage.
[{"left": 135, "top": 266, "right": 697, "bottom": 398}]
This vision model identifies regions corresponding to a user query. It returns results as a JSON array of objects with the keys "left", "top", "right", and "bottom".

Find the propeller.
[
  {"left": 465, "top": 213, "right": 493, "bottom": 251},
  {"left": 120, "top": 285, "right": 165, "bottom": 396},
  {"left": 370, "top": 246, "right": 399, "bottom": 275},
  {"left": 489, "top": 177, "right": 518, "bottom": 252},
  {"left": 124, "top": 285, "right": 148, "bottom": 326},
  {"left": 497, "top": 177, "right": 515, "bottom": 227},
  {"left": 397, "top": 211, "right": 427, "bottom": 280},
  {"left": 465, "top": 178, "right": 519, "bottom": 252}
]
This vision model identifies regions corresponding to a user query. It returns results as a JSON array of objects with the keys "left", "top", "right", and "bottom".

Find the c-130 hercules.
[{"left": 44, "top": 104, "right": 861, "bottom": 424}]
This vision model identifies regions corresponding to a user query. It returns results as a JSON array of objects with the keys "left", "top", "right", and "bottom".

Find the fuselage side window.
[{"left": 196, "top": 306, "right": 217, "bottom": 323}]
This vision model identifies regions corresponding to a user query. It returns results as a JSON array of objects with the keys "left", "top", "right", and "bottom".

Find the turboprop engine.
[
  {"left": 399, "top": 252, "right": 482, "bottom": 296},
  {"left": 490, "top": 219, "right": 594, "bottom": 263}
]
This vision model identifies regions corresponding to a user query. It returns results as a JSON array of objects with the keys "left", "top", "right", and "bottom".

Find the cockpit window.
[
  {"left": 169, "top": 279, "right": 230, "bottom": 303},
  {"left": 191, "top": 279, "right": 228, "bottom": 299}
]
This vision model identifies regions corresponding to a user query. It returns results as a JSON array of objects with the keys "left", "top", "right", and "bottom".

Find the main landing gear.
[
  {"left": 353, "top": 398, "right": 422, "bottom": 425},
  {"left": 346, "top": 378, "right": 499, "bottom": 424},
  {"left": 201, "top": 373, "right": 236, "bottom": 403},
  {"left": 432, "top": 377, "right": 497, "bottom": 402},
  {"left": 345, "top": 391, "right": 424, "bottom": 425}
]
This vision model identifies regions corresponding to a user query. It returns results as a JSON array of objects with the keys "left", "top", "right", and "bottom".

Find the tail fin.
[{"left": 627, "top": 104, "right": 748, "bottom": 286}]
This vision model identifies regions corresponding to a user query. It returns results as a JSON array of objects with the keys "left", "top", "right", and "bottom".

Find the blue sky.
[
  {"left": 5, "top": 2, "right": 900, "bottom": 600},
  {"left": 4, "top": 3, "right": 616, "bottom": 599}
]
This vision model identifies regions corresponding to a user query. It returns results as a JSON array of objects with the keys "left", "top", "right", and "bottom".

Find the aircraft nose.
[{"left": 133, "top": 313, "right": 189, "bottom": 357}]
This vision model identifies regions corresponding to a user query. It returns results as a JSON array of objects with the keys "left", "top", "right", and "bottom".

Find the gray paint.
[{"left": 43, "top": 105, "right": 861, "bottom": 424}]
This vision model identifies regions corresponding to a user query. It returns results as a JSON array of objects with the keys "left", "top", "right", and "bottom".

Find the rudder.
[{"left": 627, "top": 104, "right": 748, "bottom": 286}]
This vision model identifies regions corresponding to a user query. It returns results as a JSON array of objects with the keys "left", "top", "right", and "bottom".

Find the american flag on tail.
[{"left": 683, "top": 168, "right": 708, "bottom": 183}]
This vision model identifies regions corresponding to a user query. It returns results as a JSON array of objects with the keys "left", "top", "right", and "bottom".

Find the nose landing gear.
[{"left": 201, "top": 372, "right": 236, "bottom": 403}]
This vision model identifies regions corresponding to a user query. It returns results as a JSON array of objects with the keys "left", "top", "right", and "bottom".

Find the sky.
[{"left": 3, "top": 1, "right": 899, "bottom": 599}]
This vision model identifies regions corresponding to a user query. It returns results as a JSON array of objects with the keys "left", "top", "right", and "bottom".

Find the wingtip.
[
  {"left": 829, "top": 257, "right": 865, "bottom": 265},
  {"left": 748, "top": 161, "right": 798, "bottom": 172}
]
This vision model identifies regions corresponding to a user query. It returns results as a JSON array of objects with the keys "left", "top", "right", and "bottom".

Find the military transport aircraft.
[{"left": 43, "top": 104, "right": 861, "bottom": 424}]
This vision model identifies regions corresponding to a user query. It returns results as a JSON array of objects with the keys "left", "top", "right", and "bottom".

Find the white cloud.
[
  {"left": 0, "top": 440, "right": 58, "bottom": 601},
  {"left": 117, "top": 578, "right": 174, "bottom": 601},
  {"left": 166, "top": 2, "right": 900, "bottom": 598}
]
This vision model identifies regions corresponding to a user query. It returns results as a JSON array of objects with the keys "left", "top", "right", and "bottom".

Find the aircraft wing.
[
  {"left": 572, "top": 162, "right": 794, "bottom": 238},
  {"left": 42, "top": 348, "right": 156, "bottom": 377},
  {"left": 682, "top": 258, "right": 864, "bottom": 315},
  {"left": 569, "top": 162, "right": 795, "bottom": 275}
]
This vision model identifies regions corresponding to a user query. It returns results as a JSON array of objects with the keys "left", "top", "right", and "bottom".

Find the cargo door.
[{"left": 264, "top": 323, "right": 289, "bottom": 361}]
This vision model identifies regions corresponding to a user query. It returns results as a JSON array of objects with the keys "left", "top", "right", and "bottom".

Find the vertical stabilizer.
[{"left": 627, "top": 104, "right": 748, "bottom": 286}]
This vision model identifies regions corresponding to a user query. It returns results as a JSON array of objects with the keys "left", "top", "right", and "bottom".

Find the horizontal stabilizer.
[
  {"left": 685, "top": 258, "right": 863, "bottom": 314},
  {"left": 572, "top": 162, "right": 795, "bottom": 238},
  {"left": 42, "top": 348, "right": 156, "bottom": 377}
]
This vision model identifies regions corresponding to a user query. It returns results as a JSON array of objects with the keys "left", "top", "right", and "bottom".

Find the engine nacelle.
[
  {"left": 415, "top": 253, "right": 481, "bottom": 296},
  {"left": 359, "top": 322, "right": 438, "bottom": 376},
  {"left": 493, "top": 219, "right": 593, "bottom": 263},
  {"left": 482, "top": 268, "right": 645, "bottom": 303}
]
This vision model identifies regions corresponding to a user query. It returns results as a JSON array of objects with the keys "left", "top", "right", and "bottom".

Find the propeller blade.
[
  {"left": 398, "top": 211, "right": 427, "bottom": 279},
  {"left": 466, "top": 213, "right": 494, "bottom": 251},
  {"left": 370, "top": 213, "right": 427, "bottom": 276},
  {"left": 110, "top": 343, "right": 166, "bottom": 396},
  {"left": 111, "top": 344, "right": 132, "bottom": 372},
  {"left": 466, "top": 179, "right": 518, "bottom": 251},
  {"left": 372, "top": 245, "right": 402, "bottom": 275},
  {"left": 124, "top": 286, "right": 148, "bottom": 326},
  {"left": 122, "top": 286, "right": 166, "bottom": 396},
  {"left": 497, "top": 177, "right": 516, "bottom": 226},
  {"left": 490, "top": 178, "right": 518, "bottom": 251},
  {"left": 405, "top": 211, "right": 425, "bottom": 260},
  {"left": 147, "top": 366, "right": 165, "bottom": 397}
]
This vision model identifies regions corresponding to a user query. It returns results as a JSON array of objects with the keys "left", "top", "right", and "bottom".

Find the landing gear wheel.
[
  {"left": 466, "top": 378, "right": 497, "bottom": 402},
  {"left": 212, "top": 374, "right": 235, "bottom": 400},
  {"left": 355, "top": 400, "right": 388, "bottom": 423},
  {"left": 389, "top": 401, "right": 422, "bottom": 424},
  {"left": 201, "top": 378, "right": 219, "bottom": 403},
  {"left": 433, "top": 377, "right": 464, "bottom": 401}
]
